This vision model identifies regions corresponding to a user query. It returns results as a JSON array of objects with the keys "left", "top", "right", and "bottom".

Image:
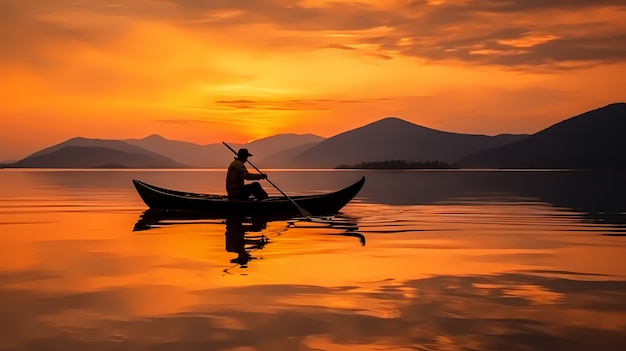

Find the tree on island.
[{"left": 335, "top": 160, "right": 458, "bottom": 169}]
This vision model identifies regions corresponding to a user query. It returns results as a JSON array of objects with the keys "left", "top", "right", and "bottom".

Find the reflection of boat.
[
  {"left": 133, "top": 209, "right": 293, "bottom": 232},
  {"left": 134, "top": 209, "right": 284, "bottom": 267},
  {"left": 132, "top": 177, "right": 365, "bottom": 216},
  {"left": 133, "top": 209, "right": 366, "bottom": 269}
]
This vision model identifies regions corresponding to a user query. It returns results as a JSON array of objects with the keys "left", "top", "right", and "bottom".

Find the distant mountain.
[
  {"left": 288, "top": 117, "right": 527, "bottom": 168},
  {"left": 458, "top": 103, "right": 626, "bottom": 168},
  {"left": 26, "top": 137, "right": 164, "bottom": 159},
  {"left": 125, "top": 133, "right": 325, "bottom": 168},
  {"left": 125, "top": 134, "right": 229, "bottom": 168},
  {"left": 8, "top": 103, "right": 625, "bottom": 169},
  {"left": 9, "top": 137, "right": 185, "bottom": 168},
  {"left": 9, "top": 146, "right": 184, "bottom": 168},
  {"left": 7, "top": 133, "right": 324, "bottom": 169}
]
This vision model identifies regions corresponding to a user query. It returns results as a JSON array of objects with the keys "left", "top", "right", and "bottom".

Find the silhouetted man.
[{"left": 226, "top": 148, "right": 268, "bottom": 200}]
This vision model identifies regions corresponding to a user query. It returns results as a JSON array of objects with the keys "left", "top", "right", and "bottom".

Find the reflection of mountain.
[
  {"left": 360, "top": 170, "right": 626, "bottom": 230},
  {"left": 459, "top": 103, "right": 626, "bottom": 168}
]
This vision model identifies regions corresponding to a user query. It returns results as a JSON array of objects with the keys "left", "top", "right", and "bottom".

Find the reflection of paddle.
[{"left": 222, "top": 142, "right": 311, "bottom": 217}]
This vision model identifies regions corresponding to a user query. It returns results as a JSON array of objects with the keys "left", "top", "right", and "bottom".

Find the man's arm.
[{"left": 245, "top": 172, "right": 267, "bottom": 180}]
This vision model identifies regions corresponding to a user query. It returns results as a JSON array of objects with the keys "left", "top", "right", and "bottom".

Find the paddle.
[{"left": 222, "top": 142, "right": 311, "bottom": 217}]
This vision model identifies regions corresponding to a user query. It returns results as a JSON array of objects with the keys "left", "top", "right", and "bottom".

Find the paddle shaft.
[{"left": 222, "top": 142, "right": 311, "bottom": 217}]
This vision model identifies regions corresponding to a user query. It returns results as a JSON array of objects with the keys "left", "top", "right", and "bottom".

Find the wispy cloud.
[
  {"left": 156, "top": 0, "right": 626, "bottom": 70},
  {"left": 211, "top": 98, "right": 390, "bottom": 111},
  {"left": 2, "top": 0, "right": 624, "bottom": 71},
  {"left": 156, "top": 118, "right": 216, "bottom": 125}
]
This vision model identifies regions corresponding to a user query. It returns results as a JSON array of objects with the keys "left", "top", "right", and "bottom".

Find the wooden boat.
[{"left": 132, "top": 177, "right": 365, "bottom": 216}]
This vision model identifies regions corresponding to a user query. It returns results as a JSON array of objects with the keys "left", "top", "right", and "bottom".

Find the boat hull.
[{"left": 132, "top": 177, "right": 365, "bottom": 216}]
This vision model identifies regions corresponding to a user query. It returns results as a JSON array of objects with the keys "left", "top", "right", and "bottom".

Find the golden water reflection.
[
  {"left": 133, "top": 209, "right": 365, "bottom": 271},
  {"left": 1, "top": 170, "right": 626, "bottom": 350}
]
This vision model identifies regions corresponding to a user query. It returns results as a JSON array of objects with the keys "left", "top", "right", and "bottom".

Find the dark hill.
[
  {"left": 27, "top": 137, "right": 159, "bottom": 158},
  {"left": 9, "top": 146, "right": 184, "bottom": 168},
  {"left": 289, "top": 117, "right": 527, "bottom": 168},
  {"left": 458, "top": 103, "right": 626, "bottom": 168}
]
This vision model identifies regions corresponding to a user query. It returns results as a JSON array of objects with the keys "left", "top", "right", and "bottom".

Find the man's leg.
[
  {"left": 235, "top": 185, "right": 253, "bottom": 200},
  {"left": 249, "top": 182, "right": 268, "bottom": 200},
  {"left": 236, "top": 183, "right": 267, "bottom": 200}
]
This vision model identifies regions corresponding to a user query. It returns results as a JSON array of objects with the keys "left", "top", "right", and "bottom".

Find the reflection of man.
[
  {"left": 226, "top": 148, "right": 268, "bottom": 200},
  {"left": 225, "top": 216, "right": 268, "bottom": 265},
  {"left": 225, "top": 216, "right": 250, "bottom": 264}
]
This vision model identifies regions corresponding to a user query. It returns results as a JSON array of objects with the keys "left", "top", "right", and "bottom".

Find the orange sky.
[{"left": 1, "top": 0, "right": 625, "bottom": 161}]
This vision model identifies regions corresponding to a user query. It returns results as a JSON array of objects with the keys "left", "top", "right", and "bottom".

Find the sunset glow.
[{"left": 1, "top": 0, "right": 625, "bottom": 161}]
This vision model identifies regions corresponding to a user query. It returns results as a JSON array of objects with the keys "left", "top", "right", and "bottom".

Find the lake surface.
[{"left": 1, "top": 169, "right": 625, "bottom": 351}]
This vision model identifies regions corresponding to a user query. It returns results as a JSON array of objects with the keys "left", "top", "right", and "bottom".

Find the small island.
[{"left": 335, "top": 160, "right": 458, "bottom": 169}]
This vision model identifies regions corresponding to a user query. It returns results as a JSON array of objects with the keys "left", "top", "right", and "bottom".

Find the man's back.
[
  {"left": 226, "top": 158, "right": 248, "bottom": 198},
  {"left": 225, "top": 148, "right": 268, "bottom": 200}
]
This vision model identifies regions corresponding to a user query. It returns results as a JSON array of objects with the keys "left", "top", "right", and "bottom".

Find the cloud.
[
  {"left": 156, "top": 118, "right": 217, "bottom": 125},
  {"left": 2, "top": 0, "right": 624, "bottom": 72},
  {"left": 212, "top": 98, "right": 388, "bottom": 111},
  {"left": 163, "top": 0, "right": 395, "bottom": 31},
  {"left": 472, "top": 0, "right": 626, "bottom": 12},
  {"left": 0, "top": 1, "right": 134, "bottom": 67},
  {"left": 374, "top": 1, "right": 626, "bottom": 70}
]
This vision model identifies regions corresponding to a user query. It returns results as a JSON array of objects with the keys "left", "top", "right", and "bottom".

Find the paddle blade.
[{"left": 297, "top": 206, "right": 312, "bottom": 218}]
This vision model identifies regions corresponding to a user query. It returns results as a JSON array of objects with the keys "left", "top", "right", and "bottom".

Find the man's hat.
[{"left": 237, "top": 148, "right": 253, "bottom": 158}]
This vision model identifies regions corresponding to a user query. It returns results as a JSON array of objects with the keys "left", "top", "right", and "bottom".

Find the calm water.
[{"left": 1, "top": 169, "right": 625, "bottom": 351}]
